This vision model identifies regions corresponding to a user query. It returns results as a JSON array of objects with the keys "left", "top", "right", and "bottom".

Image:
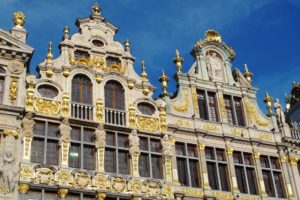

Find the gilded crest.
[{"left": 111, "top": 177, "right": 126, "bottom": 193}]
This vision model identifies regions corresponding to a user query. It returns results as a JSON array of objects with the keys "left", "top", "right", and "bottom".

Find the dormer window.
[
  {"left": 106, "top": 56, "right": 120, "bottom": 67},
  {"left": 74, "top": 50, "right": 89, "bottom": 60}
]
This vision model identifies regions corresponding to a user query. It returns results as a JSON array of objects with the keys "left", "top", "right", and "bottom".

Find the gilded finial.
[
  {"left": 159, "top": 70, "right": 169, "bottom": 94},
  {"left": 13, "top": 12, "right": 25, "bottom": 27},
  {"left": 91, "top": 2, "right": 101, "bottom": 16},
  {"left": 124, "top": 39, "right": 130, "bottom": 52},
  {"left": 173, "top": 49, "right": 184, "bottom": 73},
  {"left": 263, "top": 92, "right": 273, "bottom": 114},
  {"left": 46, "top": 42, "right": 53, "bottom": 65},
  {"left": 63, "top": 26, "right": 69, "bottom": 40},
  {"left": 243, "top": 64, "right": 253, "bottom": 84},
  {"left": 141, "top": 61, "right": 148, "bottom": 80},
  {"left": 205, "top": 29, "right": 222, "bottom": 43}
]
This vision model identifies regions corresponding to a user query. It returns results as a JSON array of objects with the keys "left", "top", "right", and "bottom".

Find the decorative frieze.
[
  {"left": 136, "top": 115, "right": 159, "bottom": 132},
  {"left": 172, "top": 89, "right": 189, "bottom": 112},
  {"left": 35, "top": 98, "right": 60, "bottom": 115}
]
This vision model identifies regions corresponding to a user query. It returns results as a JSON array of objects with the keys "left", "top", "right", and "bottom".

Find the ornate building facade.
[{"left": 0, "top": 3, "right": 300, "bottom": 200}]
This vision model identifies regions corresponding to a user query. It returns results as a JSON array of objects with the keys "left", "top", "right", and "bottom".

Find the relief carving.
[
  {"left": 129, "top": 129, "right": 140, "bottom": 154},
  {"left": 111, "top": 177, "right": 127, "bottom": 193},
  {"left": 74, "top": 172, "right": 91, "bottom": 189},
  {"left": 34, "top": 168, "right": 55, "bottom": 185},
  {"left": 59, "top": 118, "right": 71, "bottom": 143},
  {"left": 94, "top": 124, "right": 106, "bottom": 149}
]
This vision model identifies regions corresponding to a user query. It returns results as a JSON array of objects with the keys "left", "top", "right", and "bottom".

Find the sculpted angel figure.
[
  {"left": 274, "top": 98, "right": 286, "bottom": 125},
  {"left": 59, "top": 118, "right": 72, "bottom": 143},
  {"left": 94, "top": 124, "right": 106, "bottom": 148},
  {"left": 21, "top": 112, "right": 35, "bottom": 137},
  {"left": 162, "top": 134, "right": 173, "bottom": 157},
  {"left": 129, "top": 129, "right": 140, "bottom": 154}
]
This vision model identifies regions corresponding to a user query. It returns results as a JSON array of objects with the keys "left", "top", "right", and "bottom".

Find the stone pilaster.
[
  {"left": 278, "top": 154, "right": 294, "bottom": 199},
  {"left": 95, "top": 124, "right": 106, "bottom": 173},
  {"left": 21, "top": 112, "right": 35, "bottom": 163},
  {"left": 252, "top": 151, "right": 268, "bottom": 198},
  {"left": 225, "top": 146, "right": 239, "bottom": 193},
  {"left": 129, "top": 129, "right": 140, "bottom": 177},
  {"left": 170, "top": 137, "right": 179, "bottom": 185},
  {"left": 162, "top": 134, "right": 173, "bottom": 184},
  {"left": 197, "top": 142, "right": 210, "bottom": 191},
  {"left": 288, "top": 155, "right": 300, "bottom": 200},
  {"left": 59, "top": 118, "right": 71, "bottom": 168}
]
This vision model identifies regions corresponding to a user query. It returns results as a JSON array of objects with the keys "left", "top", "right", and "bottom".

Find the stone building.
[{"left": 0, "top": 3, "right": 300, "bottom": 200}]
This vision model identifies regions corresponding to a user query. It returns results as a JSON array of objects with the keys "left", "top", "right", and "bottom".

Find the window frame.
[
  {"left": 138, "top": 134, "right": 163, "bottom": 179},
  {"left": 175, "top": 142, "right": 201, "bottom": 188},
  {"left": 197, "top": 89, "right": 219, "bottom": 122},
  {"left": 71, "top": 74, "right": 93, "bottom": 105},
  {"left": 31, "top": 121, "right": 59, "bottom": 165},
  {"left": 223, "top": 94, "right": 246, "bottom": 127},
  {"left": 104, "top": 80, "right": 125, "bottom": 110},
  {"left": 0, "top": 68, "right": 5, "bottom": 104},
  {"left": 104, "top": 130, "right": 130, "bottom": 175},
  {"left": 69, "top": 125, "right": 95, "bottom": 170}
]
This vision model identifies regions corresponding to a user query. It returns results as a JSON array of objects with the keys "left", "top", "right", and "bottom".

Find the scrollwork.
[{"left": 35, "top": 98, "right": 60, "bottom": 115}]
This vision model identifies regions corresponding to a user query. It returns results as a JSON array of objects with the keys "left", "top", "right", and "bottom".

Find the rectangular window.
[
  {"left": 176, "top": 142, "right": 200, "bottom": 188},
  {"left": 205, "top": 147, "right": 229, "bottom": 191},
  {"left": 105, "top": 131, "right": 129, "bottom": 175},
  {"left": 223, "top": 95, "right": 245, "bottom": 126},
  {"left": 197, "top": 90, "right": 219, "bottom": 122},
  {"left": 261, "top": 156, "right": 285, "bottom": 198},
  {"left": 224, "top": 95, "right": 234, "bottom": 125},
  {"left": 31, "top": 121, "right": 59, "bottom": 165},
  {"left": 0, "top": 78, "right": 4, "bottom": 104},
  {"left": 234, "top": 97, "right": 245, "bottom": 126},
  {"left": 139, "top": 136, "right": 163, "bottom": 179},
  {"left": 233, "top": 152, "right": 258, "bottom": 195},
  {"left": 69, "top": 126, "right": 95, "bottom": 170}
]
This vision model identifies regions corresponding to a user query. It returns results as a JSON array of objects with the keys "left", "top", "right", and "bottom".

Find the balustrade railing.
[
  {"left": 105, "top": 107, "right": 126, "bottom": 126},
  {"left": 291, "top": 128, "right": 300, "bottom": 140},
  {"left": 71, "top": 102, "right": 93, "bottom": 120}
]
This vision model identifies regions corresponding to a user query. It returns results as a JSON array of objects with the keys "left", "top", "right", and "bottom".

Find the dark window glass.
[
  {"left": 189, "top": 160, "right": 200, "bottom": 187},
  {"left": 274, "top": 172, "right": 285, "bottom": 198},
  {"left": 263, "top": 170, "right": 275, "bottom": 197},
  {"left": 0, "top": 78, "right": 4, "bottom": 104},
  {"left": 74, "top": 50, "right": 89, "bottom": 60},
  {"left": 92, "top": 39, "right": 104, "bottom": 47},
  {"left": 83, "top": 128, "right": 94, "bottom": 143},
  {"left": 224, "top": 95, "right": 234, "bottom": 125},
  {"left": 187, "top": 145, "right": 197, "bottom": 157},
  {"left": 38, "top": 85, "right": 59, "bottom": 99},
  {"left": 177, "top": 158, "right": 188, "bottom": 186},
  {"left": 234, "top": 97, "right": 245, "bottom": 126},
  {"left": 175, "top": 143, "right": 185, "bottom": 156},
  {"left": 260, "top": 156, "right": 270, "bottom": 168},
  {"left": 106, "top": 132, "right": 115, "bottom": 146},
  {"left": 72, "top": 74, "right": 92, "bottom": 104},
  {"left": 140, "top": 137, "right": 148, "bottom": 151},
  {"left": 31, "top": 138, "right": 45, "bottom": 163},
  {"left": 46, "top": 140, "right": 58, "bottom": 165},
  {"left": 247, "top": 168, "right": 258, "bottom": 195},
  {"left": 150, "top": 139, "right": 161, "bottom": 152},
  {"left": 207, "top": 162, "right": 218, "bottom": 190},
  {"left": 205, "top": 147, "right": 215, "bottom": 160},
  {"left": 0, "top": 67, "right": 5, "bottom": 73},
  {"left": 198, "top": 90, "right": 208, "bottom": 120},
  {"left": 83, "top": 145, "right": 95, "bottom": 170},
  {"left": 152, "top": 155, "right": 162, "bottom": 179},
  {"left": 105, "top": 148, "right": 116, "bottom": 173},
  {"left": 208, "top": 92, "right": 218, "bottom": 122},
  {"left": 139, "top": 153, "right": 150, "bottom": 177},
  {"left": 118, "top": 134, "right": 128, "bottom": 148},
  {"left": 106, "top": 56, "right": 120, "bottom": 67},
  {"left": 48, "top": 123, "right": 59, "bottom": 138},
  {"left": 69, "top": 144, "right": 80, "bottom": 168},
  {"left": 219, "top": 163, "right": 229, "bottom": 191},
  {"left": 105, "top": 80, "right": 124, "bottom": 110},
  {"left": 34, "top": 121, "right": 46, "bottom": 136},
  {"left": 118, "top": 150, "right": 129, "bottom": 174},
  {"left": 235, "top": 166, "right": 247, "bottom": 193},
  {"left": 137, "top": 102, "right": 156, "bottom": 115}
]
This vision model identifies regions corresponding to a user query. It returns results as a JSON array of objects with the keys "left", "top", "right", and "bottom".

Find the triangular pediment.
[{"left": 0, "top": 28, "right": 34, "bottom": 54}]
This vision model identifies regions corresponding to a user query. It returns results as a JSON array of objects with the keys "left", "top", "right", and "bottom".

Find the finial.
[
  {"left": 141, "top": 61, "right": 148, "bottom": 80},
  {"left": 173, "top": 49, "right": 184, "bottom": 73},
  {"left": 63, "top": 26, "right": 69, "bottom": 40},
  {"left": 46, "top": 41, "right": 53, "bottom": 65},
  {"left": 285, "top": 93, "right": 291, "bottom": 111},
  {"left": 91, "top": 2, "right": 101, "bottom": 16},
  {"left": 124, "top": 39, "right": 130, "bottom": 52},
  {"left": 263, "top": 92, "right": 273, "bottom": 114},
  {"left": 159, "top": 70, "right": 169, "bottom": 94},
  {"left": 205, "top": 29, "right": 222, "bottom": 43},
  {"left": 243, "top": 64, "right": 253, "bottom": 84},
  {"left": 13, "top": 12, "right": 25, "bottom": 28}
]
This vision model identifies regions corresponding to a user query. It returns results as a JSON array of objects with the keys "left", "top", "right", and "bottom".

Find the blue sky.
[{"left": 1, "top": 0, "right": 300, "bottom": 111}]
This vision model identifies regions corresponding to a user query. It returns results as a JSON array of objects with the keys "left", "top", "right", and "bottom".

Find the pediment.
[{"left": 0, "top": 28, "right": 34, "bottom": 54}]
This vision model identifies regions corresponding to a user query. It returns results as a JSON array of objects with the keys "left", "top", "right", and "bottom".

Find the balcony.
[
  {"left": 291, "top": 128, "right": 300, "bottom": 140},
  {"left": 105, "top": 107, "right": 126, "bottom": 126},
  {"left": 71, "top": 102, "right": 93, "bottom": 120}
]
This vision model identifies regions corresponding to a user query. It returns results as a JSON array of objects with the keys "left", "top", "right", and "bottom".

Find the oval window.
[
  {"left": 92, "top": 39, "right": 104, "bottom": 47},
  {"left": 137, "top": 102, "right": 156, "bottom": 115},
  {"left": 38, "top": 85, "right": 59, "bottom": 99}
]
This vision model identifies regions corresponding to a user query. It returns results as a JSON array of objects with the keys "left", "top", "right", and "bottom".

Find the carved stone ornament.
[
  {"left": 18, "top": 183, "right": 30, "bottom": 194},
  {"left": 162, "top": 135, "right": 172, "bottom": 157},
  {"left": 143, "top": 181, "right": 161, "bottom": 197},
  {"left": 61, "top": 92, "right": 70, "bottom": 117},
  {"left": 159, "top": 107, "right": 167, "bottom": 133},
  {"left": 25, "top": 83, "right": 35, "bottom": 111},
  {"left": 96, "top": 98, "right": 104, "bottom": 122},
  {"left": 74, "top": 172, "right": 91, "bottom": 189},
  {"left": 136, "top": 115, "right": 159, "bottom": 132},
  {"left": 94, "top": 124, "right": 106, "bottom": 149},
  {"left": 58, "top": 188, "right": 68, "bottom": 198},
  {"left": 21, "top": 112, "right": 35, "bottom": 138},
  {"left": 191, "top": 86, "right": 199, "bottom": 114},
  {"left": 34, "top": 167, "right": 55, "bottom": 185},
  {"left": 128, "top": 179, "right": 142, "bottom": 194},
  {"left": 59, "top": 118, "right": 71, "bottom": 143},
  {"left": 55, "top": 170, "right": 73, "bottom": 185},
  {"left": 35, "top": 98, "right": 60, "bottom": 115},
  {"left": 129, "top": 104, "right": 136, "bottom": 128},
  {"left": 111, "top": 177, "right": 127, "bottom": 193},
  {"left": 96, "top": 192, "right": 106, "bottom": 200},
  {"left": 13, "top": 12, "right": 25, "bottom": 27},
  {"left": 92, "top": 174, "right": 109, "bottom": 189},
  {"left": 245, "top": 99, "right": 269, "bottom": 127},
  {"left": 161, "top": 184, "right": 173, "bottom": 198},
  {"left": 129, "top": 129, "right": 140, "bottom": 154},
  {"left": 172, "top": 89, "right": 189, "bottom": 112},
  {"left": 9, "top": 78, "right": 18, "bottom": 103},
  {"left": 20, "top": 165, "right": 35, "bottom": 182},
  {"left": 8, "top": 60, "right": 24, "bottom": 74}
]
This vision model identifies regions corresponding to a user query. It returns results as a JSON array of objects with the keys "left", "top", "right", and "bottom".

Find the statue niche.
[{"left": 205, "top": 50, "right": 224, "bottom": 81}]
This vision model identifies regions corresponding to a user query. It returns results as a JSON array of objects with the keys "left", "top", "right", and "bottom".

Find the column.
[
  {"left": 162, "top": 134, "right": 173, "bottom": 184},
  {"left": 225, "top": 146, "right": 239, "bottom": 193},
  {"left": 21, "top": 112, "right": 35, "bottom": 163},
  {"left": 278, "top": 154, "right": 294, "bottom": 199},
  {"left": 197, "top": 142, "right": 210, "bottom": 190},
  {"left": 288, "top": 155, "right": 300, "bottom": 200},
  {"left": 129, "top": 129, "right": 140, "bottom": 177},
  {"left": 94, "top": 124, "right": 106, "bottom": 173},
  {"left": 170, "top": 137, "right": 179, "bottom": 185},
  {"left": 59, "top": 118, "right": 71, "bottom": 168},
  {"left": 252, "top": 151, "right": 268, "bottom": 198}
]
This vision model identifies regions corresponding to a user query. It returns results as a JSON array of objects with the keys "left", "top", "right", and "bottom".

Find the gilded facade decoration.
[
  {"left": 191, "top": 86, "right": 199, "bottom": 114},
  {"left": 96, "top": 192, "right": 106, "bottom": 200},
  {"left": 230, "top": 128, "right": 244, "bottom": 137},
  {"left": 259, "top": 133, "right": 273, "bottom": 141},
  {"left": 212, "top": 191, "right": 233, "bottom": 199},
  {"left": 131, "top": 152, "right": 140, "bottom": 177},
  {"left": 92, "top": 174, "right": 110, "bottom": 190},
  {"left": 129, "top": 104, "right": 136, "bottom": 128},
  {"left": 18, "top": 183, "right": 29, "bottom": 194},
  {"left": 25, "top": 84, "right": 35, "bottom": 111},
  {"left": 245, "top": 99, "right": 270, "bottom": 127},
  {"left": 55, "top": 170, "right": 73, "bottom": 185},
  {"left": 136, "top": 115, "right": 159, "bottom": 132},
  {"left": 58, "top": 188, "right": 68, "bottom": 198},
  {"left": 159, "top": 107, "right": 168, "bottom": 134},
  {"left": 172, "top": 90, "right": 189, "bottom": 112},
  {"left": 111, "top": 177, "right": 127, "bottom": 193},
  {"left": 143, "top": 181, "right": 161, "bottom": 197},
  {"left": 175, "top": 119, "right": 192, "bottom": 127},
  {"left": 9, "top": 78, "right": 18, "bottom": 103},
  {"left": 202, "top": 123, "right": 219, "bottom": 132},
  {"left": 96, "top": 98, "right": 104, "bottom": 122},
  {"left": 20, "top": 165, "right": 34, "bottom": 182},
  {"left": 35, "top": 98, "right": 60, "bottom": 115},
  {"left": 289, "top": 156, "right": 299, "bottom": 166},
  {"left": 180, "top": 187, "right": 203, "bottom": 197},
  {"left": 61, "top": 92, "right": 70, "bottom": 117},
  {"left": 33, "top": 168, "right": 55, "bottom": 185},
  {"left": 218, "top": 94, "right": 226, "bottom": 119},
  {"left": 74, "top": 172, "right": 91, "bottom": 189},
  {"left": 13, "top": 12, "right": 25, "bottom": 27},
  {"left": 128, "top": 179, "right": 142, "bottom": 194}
]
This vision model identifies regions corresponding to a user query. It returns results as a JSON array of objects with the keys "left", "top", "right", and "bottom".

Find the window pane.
[
  {"left": 69, "top": 143, "right": 80, "bottom": 168},
  {"left": 216, "top": 149, "right": 226, "bottom": 161},
  {"left": 189, "top": 160, "right": 200, "bottom": 187},
  {"left": 187, "top": 144, "right": 197, "bottom": 157},
  {"left": 105, "top": 148, "right": 116, "bottom": 173},
  {"left": 198, "top": 90, "right": 208, "bottom": 120},
  {"left": 244, "top": 153, "right": 253, "bottom": 165},
  {"left": 175, "top": 143, "right": 185, "bottom": 156},
  {"left": 177, "top": 158, "right": 188, "bottom": 186},
  {"left": 260, "top": 156, "right": 270, "bottom": 168},
  {"left": 65, "top": 193, "right": 80, "bottom": 200},
  {"left": 246, "top": 168, "right": 258, "bottom": 195},
  {"left": 72, "top": 74, "right": 92, "bottom": 104},
  {"left": 46, "top": 140, "right": 58, "bottom": 165},
  {"left": 0, "top": 79, "right": 4, "bottom": 104},
  {"left": 219, "top": 163, "right": 229, "bottom": 191},
  {"left": 150, "top": 139, "right": 161, "bottom": 152},
  {"left": 274, "top": 172, "right": 285, "bottom": 198},
  {"left": 140, "top": 137, "right": 148, "bottom": 151},
  {"left": 139, "top": 153, "right": 150, "bottom": 177},
  {"left": 44, "top": 191, "right": 57, "bottom": 200},
  {"left": 83, "top": 194, "right": 96, "bottom": 200},
  {"left": 105, "top": 80, "right": 124, "bottom": 110},
  {"left": 22, "top": 189, "right": 41, "bottom": 200},
  {"left": 207, "top": 162, "right": 218, "bottom": 190},
  {"left": 83, "top": 128, "right": 94, "bottom": 143},
  {"left": 152, "top": 155, "right": 162, "bottom": 179},
  {"left": 233, "top": 152, "right": 242, "bottom": 164},
  {"left": 118, "top": 134, "right": 128, "bottom": 148},
  {"left": 71, "top": 127, "right": 81, "bottom": 141},
  {"left": 106, "top": 132, "right": 115, "bottom": 146},
  {"left": 235, "top": 166, "right": 247, "bottom": 193},
  {"left": 34, "top": 121, "right": 45, "bottom": 136},
  {"left": 205, "top": 147, "right": 215, "bottom": 160},
  {"left": 47, "top": 123, "right": 59, "bottom": 138},
  {"left": 208, "top": 92, "right": 218, "bottom": 122},
  {"left": 83, "top": 145, "right": 95, "bottom": 170},
  {"left": 263, "top": 170, "right": 275, "bottom": 197},
  {"left": 224, "top": 95, "right": 234, "bottom": 125},
  {"left": 270, "top": 157, "right": 280, "bottom": 169},
  {"left": 31, "top": 138, "right": 44, "bottom": 163},
  {"left": 118, "top": 150, "right": 129, "bottom": 174},
  {"left": 234, "top": 97, "right": 245, "bottom": 126}
]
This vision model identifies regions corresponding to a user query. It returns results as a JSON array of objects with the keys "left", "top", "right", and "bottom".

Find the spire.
[
  {"left": 46, "top": 41, "right": 53, "bottom": 65},
  {"left": 141, "top": 61, "right": 148, "bottom": 80},
  {"left": 91, "top": 2, "right": 101, "bottom": 16},
  {"left": 124, "top": 39, "right": 130, "bottom": 52},
  {"left": 159, "top": 70, "right": 169, "bottom": 94},
  {"left": 243, "top": 64, "right": 253, "bottom": 84},
  {"left": 173, "top": 49, "right": 184, "bottom": 73},
  {"left": 63, "top": 26, "right": 69, "bottom": 40},
  {"left": 263, "top": 92, "right": 273, "bottom": 114}
]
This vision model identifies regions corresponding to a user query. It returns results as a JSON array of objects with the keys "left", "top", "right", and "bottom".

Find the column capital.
[
  {"left": 18, "top": 183, "right": 30, "bottom": 194},
  {"left": 253, "top": 151, "right": 261, "bottom": 159},
  {"left": 289, "top": 156, "right": 299, "bottom": 166},
  {"left": 58, "top": 188, "right": 68, "bottom": 198},
  {"left": 96, "top": 192, "right": 106, "bottom": 200}
]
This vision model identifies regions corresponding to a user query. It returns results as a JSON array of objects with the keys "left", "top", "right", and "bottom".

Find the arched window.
[
  {"left": 72, "top": 74, "right": 92, "bottom": 104},
  {"left": 105, "top": 80, "right": 124, "bottom": 110}
]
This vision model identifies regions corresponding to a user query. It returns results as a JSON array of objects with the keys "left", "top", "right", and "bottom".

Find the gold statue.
[{"left": 13, "top": 12, "right": 25, "bottom": 27}]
